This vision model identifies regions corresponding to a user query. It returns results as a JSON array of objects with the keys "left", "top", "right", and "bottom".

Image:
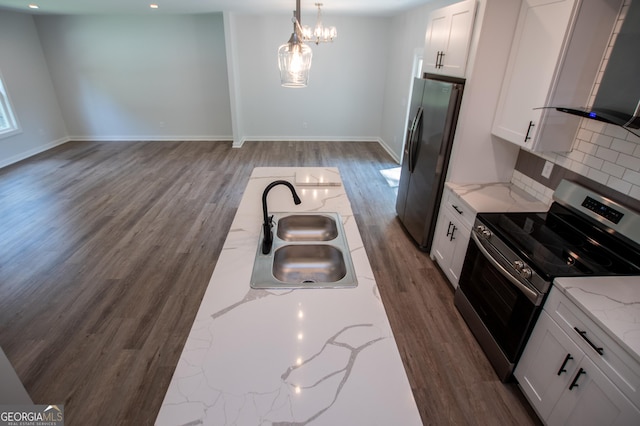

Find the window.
[{"left": 0, "top": 71, "right": 20, "bottom": 139}]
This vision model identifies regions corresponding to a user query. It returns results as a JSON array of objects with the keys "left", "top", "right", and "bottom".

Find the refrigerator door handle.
[
  {"left": 409, "top": 107, "right": 424, "bottom": 173},
  {"left": 405, "top": 112, "right": 418, "bottom": 156}
]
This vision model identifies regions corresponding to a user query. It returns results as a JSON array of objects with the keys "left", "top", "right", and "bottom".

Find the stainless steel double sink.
[{"left": 250, "top": 212, "right": 358, "bottom": 289}]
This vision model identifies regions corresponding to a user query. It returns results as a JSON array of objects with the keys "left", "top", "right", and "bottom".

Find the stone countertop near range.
[
  {"left": 155, "top": 167, "right": 422, "bottom": 426},
  {"left": 553, "top": 276, "right": 640, "bottom": 364},
  {"left": 446, "top": 182, "right": 549, "bottom": 213}
]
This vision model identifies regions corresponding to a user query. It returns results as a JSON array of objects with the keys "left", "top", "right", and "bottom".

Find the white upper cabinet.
[
  {"left": 492, "top": 0, "right": 623, "bottom": 152},
  {"left": 422, "top": 0, "right": 477, "bottom": 78}
]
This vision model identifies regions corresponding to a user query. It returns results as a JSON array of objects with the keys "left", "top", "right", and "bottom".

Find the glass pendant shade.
[{"left": 278, "top": 37, "right": 313, "bottom": 88}]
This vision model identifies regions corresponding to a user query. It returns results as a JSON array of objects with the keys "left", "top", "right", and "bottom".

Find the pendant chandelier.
[{"left": 278, "top": 1, "right": 337, "bottom": 88}]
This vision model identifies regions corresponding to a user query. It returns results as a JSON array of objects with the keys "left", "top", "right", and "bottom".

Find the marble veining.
[
  {"left": 295, "top": 168, "right": 342, "bottom": 187},
  {"left": 156, "top": 167, "right": 421, "bottom": 426},
  {"left": 553, "top": 276, "right": 640, "bottom": 364},
  {"left": 446, "top": 181, "right": 549, "bottom": 213}
]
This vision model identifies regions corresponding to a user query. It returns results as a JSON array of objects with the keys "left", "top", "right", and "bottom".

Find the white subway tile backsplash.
[
  {"left": 631, "top": 185, "right": 640, "bottom": 200},
  {"left": 567, "top": 150, "right": 586, "bottom": 163},
  {"left": 511, "top": 171, "right": 553, "bottom": 205},
  {"left": 595, "top": 146, "right": 619, "bottom": 163},
  {"left": 628, "top": 133, "right": 640, "bottom": 145},
  {"left": 591, "top": 133, "right": 614, "bottom": 148},
  {"left": 576, "top": 140, "right": 598, "bottom": 155},
  {"left": 602, "top": 161, "right": 626, "bottom": 178},
  {"left": 603, "top": 123, "right": 630, "bottom": 139},
  {"left": 611, "top": 138, "right": 636, "bottom": 155},
  {"left": 623, "top": 169, "right": 640, "bottom": 186},
  {"left": 584, "top": 154, "right": 604, "bottom": 169},
  {"left": 608, "top": 177, "right": 633, "bottom": 194},
  {"left": 576, "top": 128, "right": 594, "bottom": 142},
  {"left": 583, "top": 119, "right": 606, "bottom": 134},
  {"left": 531, "top": 179, "right": 546, "bottom": 195},
  {"left": 617, "top": 153, "right": 640, "bottom": 171},
  {"left": 587, "top": 168, "right": 610, "bottom": 185},
  {"left": 569, "top": 162, "right": 590, "bottom": 175}
]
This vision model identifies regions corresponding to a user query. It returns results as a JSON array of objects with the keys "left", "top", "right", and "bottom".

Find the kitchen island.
[{"left": 156, "top": 167, "right": 422, "bottom": 425}]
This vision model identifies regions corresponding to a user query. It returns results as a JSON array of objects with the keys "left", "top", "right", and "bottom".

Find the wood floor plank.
[{"left": 0, "top": 140, "right": 539, "bottom": 425}]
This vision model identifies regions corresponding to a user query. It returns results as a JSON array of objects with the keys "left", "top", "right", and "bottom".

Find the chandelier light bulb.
[{"left": 277, "top": 1, "right": 335, "bottom": 87}]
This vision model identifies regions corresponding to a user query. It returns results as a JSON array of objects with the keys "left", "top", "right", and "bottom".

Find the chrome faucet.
[{"left": 261, "top": 180, "right": 301, "bottom": 254}]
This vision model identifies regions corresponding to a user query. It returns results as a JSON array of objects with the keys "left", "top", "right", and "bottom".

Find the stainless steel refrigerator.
[{"left": 396, "top": 74, "right": 465, "bottom": 251}]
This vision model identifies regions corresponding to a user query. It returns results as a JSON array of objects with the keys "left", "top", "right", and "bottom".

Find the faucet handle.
[{"left": 268, "top": 214, "right": 274, "bottom": 226}]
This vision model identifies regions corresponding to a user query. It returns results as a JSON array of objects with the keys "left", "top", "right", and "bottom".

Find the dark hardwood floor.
[{"left": 0, "top": 141, "right": 539, "bottom": 425}]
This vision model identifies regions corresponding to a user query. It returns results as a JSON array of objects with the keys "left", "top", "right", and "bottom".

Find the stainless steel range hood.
[{"left": 550, "top": 1, "right": 640, "bottom": 137}]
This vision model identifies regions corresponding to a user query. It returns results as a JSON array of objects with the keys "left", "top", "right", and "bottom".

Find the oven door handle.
[{"left": 471, "top": 232, "right": 543, "bottom": 306}]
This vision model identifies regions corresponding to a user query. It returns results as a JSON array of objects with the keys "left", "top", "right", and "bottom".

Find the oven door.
[{"left": 454, "top": 231, "right": 544, "bottom": 381}]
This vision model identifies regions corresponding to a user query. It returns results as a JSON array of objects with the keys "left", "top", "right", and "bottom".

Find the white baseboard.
[
  {"left": 376, "top": 138, "right": 401, "bottom": 164},
  {"left": 68, "top": 135, "right": 233, "bottom": 142},
  {"left": 0, "top": 137, "right": 71, "bottom": 170}
]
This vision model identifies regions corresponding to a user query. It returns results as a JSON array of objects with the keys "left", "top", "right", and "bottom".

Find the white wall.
[
  {"left": 379, "top": 0, "right": 458, "bottom": 162},
  {"left": 379, "top": 0, "right": 522, "bottom": 182},
  {"left": 34, "top": 14, "right": 232, "bottom": 141},
  {"left": 0, "top": 11, "right": 68, "bottom": 168},
  {"left": 225, "top": 13, "right": 390, "bottom": 145},
  {"left": 445, "top": 0, "right": 522, "bottom": 183}
]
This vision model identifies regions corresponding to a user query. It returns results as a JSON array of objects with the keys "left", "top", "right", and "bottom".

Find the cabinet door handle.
[
  {"left": 568, "top": 367, "right": 586, "bottom": 390},
  {"left": 446, "top": 221, "right": 454, "bottom": 238},
  {"left": 524, "top": 121, "right": 535, "bottom": 142},
  {"left": 557, "top": 353, "right": 573, "bottom": 376},
  {"left": 450, "top": 225, "right": 457, "bottom": 241},
  {"left": 574, "top": 327, "right": 604, "bottom": 355},
  {"left": 439, "top": 51, "right": 445, "bottom": 68},
  {"left": 435, "top": 51, "right": 441, "bottom": 68},
  {"left": 452, "top": 205, "right": 463, "bottom": 215}
]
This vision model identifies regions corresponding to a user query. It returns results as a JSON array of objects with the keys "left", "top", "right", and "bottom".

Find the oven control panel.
[
  {"left": 582, "top": 196, "right": 624, "bottom": 224},
  {"left": 554, "top": 179, "right": 640, "bottom": 245}
]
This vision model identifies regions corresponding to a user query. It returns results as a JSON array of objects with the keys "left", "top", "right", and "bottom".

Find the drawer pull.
[
  {"left": 569, "top": 367, "right": 586, "bottom": 390},
  {"left": 452, "top": 205, "right": 463, "bottom": 214},
  {"left": 574, "top": 327, "right": 604, "bottom": 355},
  {"left": 557, "top": 353, "right": 573, "bottom": 376}
]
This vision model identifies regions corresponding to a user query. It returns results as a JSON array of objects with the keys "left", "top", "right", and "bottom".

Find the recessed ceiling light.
[
  {"left": 28, "top": 4, "right": 39, "bottom": 8},
  {"left": 150, "top": 4, "right": 159, "bottom": 9}
]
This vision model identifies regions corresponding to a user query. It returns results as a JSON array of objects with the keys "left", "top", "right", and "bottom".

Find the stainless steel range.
[{"left": 454, "top": 180, "right": 640, "bottom": 381}]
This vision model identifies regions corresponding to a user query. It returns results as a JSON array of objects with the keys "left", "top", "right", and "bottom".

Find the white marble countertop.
[
  {"left": 156, "top": 167, "right": 422, "bottom": 425},
  {"left": 446, "top": 182, "right": 548, "bottom": 213},
  {"left": 553, "top": 276, "right": 640, "bottom": 364}
]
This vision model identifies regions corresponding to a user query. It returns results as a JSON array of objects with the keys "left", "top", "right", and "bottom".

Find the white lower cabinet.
[
  {"left": 547, "top": 355, "right": 640, "bottom": 426},
  {"left": 516, "top": 291, "right": 640, "bottom": 425},
  {"left": 431, "top": 188, "right": 474, "bottom": 288}
]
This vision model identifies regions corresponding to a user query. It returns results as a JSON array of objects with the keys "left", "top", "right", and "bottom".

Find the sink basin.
[
  {"left": 276, "top": 214, "right": 338, "bottom": 241},
  {"left": 272, "top": 245, "right": 346, "bottom": 283},
  {"left": 250, "top": 212, "right": 357, "bottom": 289}
]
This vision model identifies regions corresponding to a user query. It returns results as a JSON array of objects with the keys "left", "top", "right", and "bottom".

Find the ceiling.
[{"left": 0, "top": 0, "right": 433, "bottom": 16}]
